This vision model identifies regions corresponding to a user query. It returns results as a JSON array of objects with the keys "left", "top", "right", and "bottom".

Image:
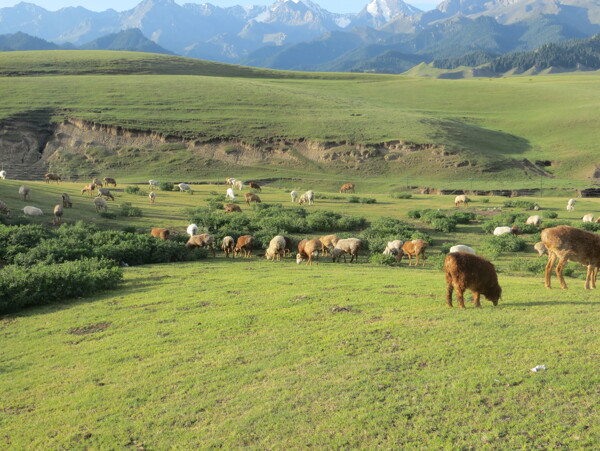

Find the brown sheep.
[
  {"left": 224, "top": 203, "right": 242, "bottom": 213},
  {"left": 296, "top": 239, "right": 323, "bottom": 265},
  {"left": 444, "top": 252, "right": 502, "bottom": 308},
  {"left": 541, "top": 225, "right": 600, "bottom": 290},
  {"left": 150, "top": 227, "right": 170, "bottom": 240},
  {"left": 81, "top": 183, "right": 96, "bottom": 196},
  {"left": 222, "top": 236, "right": 235, "bottom": 258},
  {"left": 44, "top": 173, "right": 61, "bottom": 184},
  {"left": 53, "top": 204, "right": 63, "bottom": 224},
  {"left": 248, "top": 182, "right": 261, "bottom": 192},
  {"left": 61, "top": 193, "right": 72, "bottom": 208},
  {"left": 339, "top": 183, "right": 355, "bottom": 193},
  {"left": 398, "top": 239, "right": 427, "bottom": 266},
  {"left": 319, "top": 234, "right": 340, "bottom": 256},
  {"left": 234, "top": 235, "right": 255, "bottom": 258},
  {"left": 245, "top": 193, "right": 261, "bottom": 206},
  {"left": 186, "top": 234, "right": 216, "bottom": 256},
  {"left": 104, "top": 177, "right": 117, "bottom": 187}
]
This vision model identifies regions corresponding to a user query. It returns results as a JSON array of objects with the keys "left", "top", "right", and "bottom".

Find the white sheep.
[
  {"left": 383, "top": 240, "right": 404, "bottom": 256},
  {"left": 234, "top": 180, "right": 243, "bottom": 191},
  {"left": 186, "top": 223, "right": 199, "bottom": 237},
  {"left": 222, "top": 236, "right": 235, "bottom": 257},
  {"left": 526, "top": 215, "right": 541, "bottom": 226},
  {"left": 178, "top": 183, "right": 192, "bottom": 193},
  {"left": 567, "top": 199, "right": 576, "bottom": 212},
  {"left": 299, "top": 190, "right": 314, "bottom": 205},
  {"left": 149, "top": 179, "right": 158, "bottom": 190},
  {"left": 226, "top": 177, "right": 236, "bottom": 187},
  {"left": 22, "top": 206, "right": 43, "bottom": 216},
  {"left": 18, "top": 185, "right": 30, "bottom": 201},
  {"left": 226, "top": 188, "right": 236, "bottom": 200},
  {"left": 265, "top": 235, "right": 286, "bottom": 261},
  {"left": 0, "top": 170, "right": 6, "bottom": 180},
  {"left": 93, "top": 197, "right": 108, "bottom": 212},
  {"left": 149, "top": 192, "right": 156, "bottom": 204},
  {"left": 454, "top": 195, "right": 470, "bottom": 207},
  {"left": 53, "top": 204, "right": 63, "bottom": 224},
  {"left": 331, "top": 238, "right": 362, "bottom": 263},
  {"left": 290, "top": 190, "right": 299, "bottom": 202},
  {"left": 449, "top": 245, "right": 476, "bottom": 255},
  {"left": 493, "top": 226, "right": 513, "bottom": 236},
  {"left": 582, "top": 214, "right": 594, "bottom": 223}
]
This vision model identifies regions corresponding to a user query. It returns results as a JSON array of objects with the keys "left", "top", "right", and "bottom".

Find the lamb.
[
  {"left": 234, "top": 235, "right": 255, "bottom": 258},
  {"left": 493, "top": 226, "right": 519, "bottom": 236},
  {"left": 449, "top": 245, "right": 476, "bottom": 255},
  {"left": 53, "top": 204, "right": 63, "bottom": 224},
  {"left": 44, "top": 173, "right": 61, "bottom": 184},
  {"left": 104, "top": 177, "right": 117, "bottom": 187},
  {"left": 149, "top": 191, "right": 156, "bottom": 204},
  {"left": 265, "top": 235, "right": 286, "bottom": 261},
  {"left": 224, "top": 203, "right": 242, "bottom": 213},
  {"left": 319, "top": 234, "right": 340, "bottom": 255},
  {"left": 149, "top": 179, "right": 158, "bottom": 190},
  {"left": 290, "top": 190, "right": 299, "bottom": 203},
  {"left": 0, "top": 199, "right": 11, "bottom": 217},
  {"left": 226, "top": 188, "right": 236, "bottom": 200},
  {"left": 582, "top": 214, "right": 594, "bottom": 223},
  {"left": 541, "top": 225, "right": 600, "bottom": 290},
  {"left": 249, "top": 182, "right": 261, "bottom": 191},
  {"left": 296, "top": 239, "right": 323, "bottom": 265},
  {"left": 526, "top": 215, "right": 542, "bottom": 226},
  {"left": 81, "top": 183, "right": 96, "bottom": 196},
  {"left": 186, "top": 223, "right": 199, "bottom": 236},
  {"left": 339, "top": 183, "right": 355, "bottom": 193},
  {"left": 94, "top": 197, "right": 108, "bottom": 212},
  {"left": 331, "top": 238, "right": 362, "bottom": 263},
  {"left": 299, "top": 190, "right": 314, "bottom": 205},
  {"left": 22, "top": 206, "right": 43, "bottom": 216},
  {"left": 19, "top": 185, "right": 30, "bottom": 200},
  {"left": 61, "top": 193, "right": 72, "bottom": 208},
  {"left": 534, "top": 242, "right": 548, "bottom": 257},
  {"left": 97, "top": 188, "right": 115, "bottom": 201},
  {"left": 186, "top": 233, "right": 216, "bottom": 256},
  {"left": 245, "top": 193, "right": 261, "bottom": 206},
  {"left": 383, "top": 240, "right": 404, "bottom": 256},
  {"left": 178, "top": 183, "right": 192, "bottom": 193},
  {"left": 444, "top": 252, "right": 502, "bottom": 308},
  {"left": 150, "top": 227, "right": 170, "bottom": 240},
  {"left": 222, "top": 236, "right": 235, "bottom": 257},
  {"left": 234, "top": 179, "right": 243, "bottom": 191},
  {"left": 92, "top": 178, "right": 103, "bottom": 188},
  {"left": 0, "top": 170, "right": 6, "bottom": 180},
  {"left": 454, "top": 194, "right": 470, "bottom": 207},
  {"left": 566, "top": 198, "right": 576, "bottom": 212},
  {"left": 398, "top": 239, "right": 427, "bottom": 266}
]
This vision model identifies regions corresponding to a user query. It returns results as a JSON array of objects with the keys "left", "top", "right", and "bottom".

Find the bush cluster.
[
  {"left": 508, "top": 257, "right": 576, "bottom": 277},
  {"left": 390, "top": 193, "right": 412, "bottom": 199},
  {"left": 370, "top": 254, "right": 396, "bottom": 266},
  {"left": 481, "top": 212, "right": 540, "bottom": 234},
  {"left": 125, "top": 186, "right": 141, "bottom": 195},
  {"left": 542, "top": 210, "right": 558, "bottom": 219},
  {"left": 348, "top": 196, "right": 377, "bottom": 204},
  {"left": 407, "top": 208, "right": 474, "bottom": 233},
  {"left": 580, "top": 222, "right": 600, "bottom": 232},
  {"left": 503, "top": 200, "right": 538, "bottom": 210},
  {"left": 360, "top": 217, "right": 429, "bottom": 252},
  {"left": 159, "top": 182, "right": 174, "bottom": 191},
  {"left": 480, "top": 235, "right": 527, "bottom": 258}
]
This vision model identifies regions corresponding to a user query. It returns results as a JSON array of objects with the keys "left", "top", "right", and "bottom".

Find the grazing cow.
[
  {"left": 44, "top": 173, "right": 61, "bottom": 184},
  {"left": 444, "top": 252, "right": 501, "bottom": 308},
  {"left": 339, "top": 183, "right": 355, "bottom": 193},
  {"left": 249, "top": 182, "right": 261, "bottom": 192},
  {"left": 245, "top": 193, "right": 261, "bottom": 206}
]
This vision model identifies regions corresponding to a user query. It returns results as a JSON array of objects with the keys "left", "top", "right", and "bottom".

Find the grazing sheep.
[
  {"left": 150, "top": 227, "right": 170, "bottom": 240},
  {"left": 97, "top": 188, "right": 115, "bottom": 201},
  {"left": 566, "top": 198, "right": 576, "bottom": 211},
  {"left": 149, "top": 192, "right": 156, "bottom": 203},
  {"left": 299, "top": 190, "right": 314, "bottom": 205},
  {"left": 18, "top": 185, "right": 30, "bottom": 200},
  {"left": 526, "top": 215, "right": 542, "bottom": 226},
  {"left": 226, "top": 177, "right": 236, "bottom": 187},
  {"left": 234, "top": 180, "right": 243, "bottom": 191},
  {"left": 383, "top": 240, "right": 404, "bottom": 256},
  {"left": 398, "top": 239, "right": 427, "bottom": 266},
  {"left": 0, "top": 170, "right": 6, "bottom": 180},
  {"left": 454, "top": 194, "right": 470, "bottom": 207},
  {"left": 226, "top": 188, "right": 236, "bottom": 200},
  {"left": 104, "top": 177, "right": 117, "bottom": 187},
  {"left": 149, "top": 179, "right": 158, "bottom": 190},
  {"left": 493, "top": 226, "right": 519, "bottom": 237},
  {"left": 0, "top": 199, "right": 11, "bottom": 217},
  {"left": 234, "top": 235, "right": 255, "bottom": 258},
  {"left": 542, "top": 225, "right": 600, "bottom": 290},
  {"left": 534, "top": 242, "right": 548, "bottom": 257},
  {"left": 178, "top": 183, "right": 192, "bottom": 193},
  {"left": 339, "top": 183, "right": 355, "bottom": 193},
  {"left": 92, "top": 178, "right": 103, "bottom": 188},
  {"left": 93, "top": 197, "right": 108, "bottom": 212},
  {"left": 187, "top": 224, "right": 199, "bottom": 237},
  {"left": 61, "top": 192, "right": 72, "bottom": 208},
  {"left": 222, "top": 236, "right": 235, "bottom": 257},
  {"left": 44, "top": 173, "right": 61, "bottom": 184},
  {"left": 296, "top": 239, "right": 323, "bottom": 265},
  {"left": 245, "top": 193, "right": 261, "bottom": 206},
  {"left": 249, "top": 182, "right": 261, "bottom": 192},
  {"left": 53, "top": 204, "right": 63, "bottom": 224},
  {"left": 22, "top": 206, "right": 43, "bottom": 216},
  {"left": 444, "top": 252, "right": 502, "bottom": 308},
  {"left": 331, "top": 238, "right": 362, "bottom": 263},
  {"left": 224, "top": 203, "right": 242, "bottom": 213},
  {"left": 81, "top": 183, "right": 96, "bottom": 196},
  {"left": 266, "top": 235, "right": 286, "bottom": 261},
  {"left": 319, "top": 234, "right": 340, "bottom": 255},
  {"left": 290, "top": 190, "right": 299, "bottom": 203},
  {"left": 186, "top": 233, "right": 216, "bottom": 256},
  {"left": 582, "top": 213, "right": 594, "bottom": 223},
  {"left": 449, "top": 245, "right": 476, "bottom": 255}
]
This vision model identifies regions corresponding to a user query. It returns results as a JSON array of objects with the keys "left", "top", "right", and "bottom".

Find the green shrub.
[
  {"left": 542, "top": 210, "right": 558, "bottom": 219},
  {"left": 159, "top": 182, "right": 174, "bottom": 191},
  {"left": 359, "top": 197, "right": 377, "bottom": 204},
  {"left": 430, "top": 217, "right": 457, "bottom": 233},
  {"left": 348, "top": 196, "right": 360, "bottom": 203},
  {"left": 360, "top": 217, "right": 428, "bottom": 252},
  {"left": 508, "top": 258, "right": 576, "bottom": 277},
  {"left": 480, "top": 235, "right": 527, "bottom": 258},
  {"left": 581, "top": 222, "right": 600, "bottom": 232},
  {"left": 481, "top": 198, "right": 490, "bottom": 203},
  {"left": 503, "top": 200, "right": 537, "bottom": 210},
  {"left": 119, "top": 202, "right": 143, "bottom": 217},
  {"left": 449, "top": 211, "right": 476, "bottom": 224},
  {"left": 125, "top": 186, "right": 140, "bottom": 195},
  {"left": 99, "top": 211, "right": 117, "bottom": 219},
  {"left": 440, "top": 243, "right": 453, "bottom": 254},
  {"left": 391, "top": 193, "right": 412, "bottom": 199},
  {"left": 481, "top": 212, "right": 528, "bottom": 234},
  {"left": 370, "top": 254, "right": 396, "bottom": 266}
]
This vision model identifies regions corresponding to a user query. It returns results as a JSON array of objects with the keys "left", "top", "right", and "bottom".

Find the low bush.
[
  {"left": 480, "top": 235, "right": 527, "bottom": 258},
  {"left": 348, "top": 196, "right": 360, "bottom": 203},
  {"left": 370, "top": 254, "right": 396, "bottom": 266},
  {"left": 508, "top": 258, "right": 576, "bottom": 277},
  {"left": 542, "top": 210, "right": 558, "bottom": 219},
  {"left": 99, "top": 211, "right": 117, "bottom": 219},
  {"left": 503, "top": 200, "right": 537, "bottom": 210},
  {"left": 125, "top": 186, "right": 140, "bottom": 195},
  {"left": 580, "top": 222, "right": 600, "bottom": 232},
  {"left": 430, "top": 217, "right": 457, "bottom": 233},
  {"left": 359, "top": 197, "right": 377, "bottom": 204},
  {"left": 159, "top": 182, "right": 174, "bottom": 191},
  {"left": 360, "top": 217, "right": 429, "bottom": 252},
  {"left": 481, "top": 212, "right": 529, "bottom": 234},
  {"left": 449, "top": 211, "right": 476, "bottom": 224},
  {"left": 119, "top": 203, "right": 143, "bottom": 217},
  {"left": 391, "top": 193, "right": 412, "bottom": 199}
]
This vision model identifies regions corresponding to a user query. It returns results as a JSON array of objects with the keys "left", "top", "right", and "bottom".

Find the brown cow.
[
  {"left": 150, "top": 228, "right": 170, "bottom": 240},
  {"left": 234, "top": 235, "right": 255, "bottom": 258},
  {"left": 444, "top": 252, "right": 501, "bottom": 308},
  {"left": 339, "top": 183, "right": 355, "bottom": 193}
]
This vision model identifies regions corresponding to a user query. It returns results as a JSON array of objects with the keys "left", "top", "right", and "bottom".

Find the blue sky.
[{"left": 0, "top": 0, "right": 439, "bottom": 14}]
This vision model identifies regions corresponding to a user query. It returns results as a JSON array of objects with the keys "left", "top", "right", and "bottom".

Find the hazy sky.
[{"left": 0, "top": 0, "right": 439, "bottom": 14}]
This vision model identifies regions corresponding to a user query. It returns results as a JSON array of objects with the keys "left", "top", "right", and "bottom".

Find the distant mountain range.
[{"left": 2, "top": 0, "right": 600, "bottom": 73}]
